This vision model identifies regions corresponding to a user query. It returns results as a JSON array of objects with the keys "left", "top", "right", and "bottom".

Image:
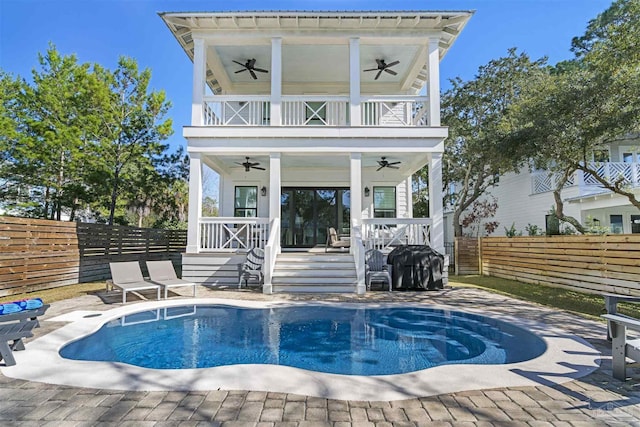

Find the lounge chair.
[
  {"left": 146, "top": 260, "right": 197, "bottom": 298},
  {"left": 365, "top": 249, "right": 392, "bottom": 291},
  {"left": 0, "top": 300, "right": 49, "bottom": 366},
  {"left": 325, "top": 227, "right": 350, "bottom": 252},
  {"left": 237, "top": 247, "right": 264, "bottom": 289},
  {"left": 108, "top": 262, "right": 161, "bottom": 304}
]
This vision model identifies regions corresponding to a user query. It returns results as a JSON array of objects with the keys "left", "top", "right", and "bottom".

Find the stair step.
[
  {"left": 275, "top": 262, "right": 353, "bottom": 269},
  {"left": 272, "top": 277, "right": 357, "bottom": 284},
  {"left": 276, "top": 255, "right": 353, "bottom": 262},
  {"left": 272, "top": 284, "right": 357, "bottom": 293},
  {"left": 273, "top": 270, "right": 356, "bottom": 278}
]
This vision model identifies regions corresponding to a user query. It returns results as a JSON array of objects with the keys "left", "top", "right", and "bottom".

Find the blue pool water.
[{"left": 60, "top": 305, "right": 546, "bottom": 375}]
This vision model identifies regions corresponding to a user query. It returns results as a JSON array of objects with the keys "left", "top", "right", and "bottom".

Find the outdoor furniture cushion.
[
  {"left": 325, "top": 227, "right": 350, "bottom": 252},
  {"left": 0, "top": 298, "right": 44, "bottom": 316},
  {"left": 146, "top": 260, "right": 197, "bottom": 298}
]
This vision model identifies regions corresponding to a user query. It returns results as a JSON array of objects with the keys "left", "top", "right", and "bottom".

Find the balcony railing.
[
  {"left": 199, "top": 217, "right": 269, "bottom": 252},
  {"left": 361, "top": 96, "right": 429, "bottom": 127},
  {"left": 361, "top": 218, "right": 432, "bottom": 251},
  {"left": 531, "top": 162, "right": 640, "bottom": 195},
  {"left": 200, "top": 96, "right": 430, "bottom": 127}
]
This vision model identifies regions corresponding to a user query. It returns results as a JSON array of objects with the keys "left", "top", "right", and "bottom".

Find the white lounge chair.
[
  {"left": 108, "top": 262, "right": 161, "bottom": 304},
  {"left": 146, "top": 260, "right": 197, "bottom": 298}
]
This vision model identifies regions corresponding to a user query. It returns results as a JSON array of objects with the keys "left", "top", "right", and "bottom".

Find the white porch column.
[
  {"left": 427, "top": 38, "right": 441, "bottom": 127},
  {"left": 350, "top": 153, "right": 363, "bottom": 230},
  {"left": 191, "top": 38, "right": 206, "bottom": 126},
  {"left": 406, "top": 176, "right": 414, "bottom": 217},
  {"left": 186, "top": 152, "right": 203, "bottom": 253},
  {"left": 270, "top": 37, "right": 282, "bottom": 126},
  {"left": 269, "top": 153, "right": 281, "bottom": 222},
  {"left": 428, "top": 152, "right": 444, "bottom": 253},
  {"left": 349, "top": 37, "right": 361, "bottom": 126}
]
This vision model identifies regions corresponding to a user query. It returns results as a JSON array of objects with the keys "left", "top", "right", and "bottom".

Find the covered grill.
[{"left": 386, "top": 245, "right": 444, "bottom": 290}]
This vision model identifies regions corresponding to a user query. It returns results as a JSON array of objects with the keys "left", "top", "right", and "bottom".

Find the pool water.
[{"left": 60, "top": 305, "right": 546, "bottom": 375}]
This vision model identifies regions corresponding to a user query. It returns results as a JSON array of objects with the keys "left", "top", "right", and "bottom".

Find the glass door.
[{"left": 281, "top": 187, "right": 350, "bottom": 248}]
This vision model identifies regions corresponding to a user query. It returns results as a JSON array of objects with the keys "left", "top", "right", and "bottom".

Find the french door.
[{"left": 281, "top": 187, "right": 350, "bottom": 247}]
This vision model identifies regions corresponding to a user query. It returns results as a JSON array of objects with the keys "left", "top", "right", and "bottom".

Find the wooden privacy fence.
[
  {"left": 0, "top": 216, "right": 187, "bottom": 297},
  {"left": 454, "top": 237, "right": 480, "bottom": 275},
  {"left": 480, "top": 235, "right": 640, "bottom": 296}
]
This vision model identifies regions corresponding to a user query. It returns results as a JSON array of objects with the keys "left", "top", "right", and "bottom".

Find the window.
[
  {"left": 592, "top": 149, "right": 610, "bottom": 162},
  {"left": 631, "top": 215, "right": 640, "bottom": 234},
  {"left": 373, "top": 187, "right": 396, "bottom": 218},
  {"left": 610, "top": 214, "right": 624, "bottom": 234},
  {"left": 545, "top": 214, "right": 559, "bottom": 235},
  {"left": 234, "top": 186, "right": 257, "bottom": 217}
]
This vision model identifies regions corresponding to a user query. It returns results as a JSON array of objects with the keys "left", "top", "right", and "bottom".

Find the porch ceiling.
[
  {"left": 202, "top": 152, "right": 429, "bottom": 176},
  {"left": 160, "top": 10, "right": 473, "bottom": 95}
]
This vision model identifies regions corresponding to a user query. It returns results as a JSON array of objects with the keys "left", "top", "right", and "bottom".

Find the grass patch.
[
  {"left": 449, "top": 275, "right": 640, "bottom": 320},
  {"left": 1, "top": 282, "right": 106, "bottom": 304}
]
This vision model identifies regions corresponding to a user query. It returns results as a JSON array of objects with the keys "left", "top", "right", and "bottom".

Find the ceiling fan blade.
[
  {"left": 386, "top": 60, "right": 400, "bottom": 68},
  {"left": 375, "top": 70, "right": 383, "bottom": 80},
  {"left": 384, "top": 68, "right": 398, "bottom": 76},
  {"left": 363, "top": 68, "right": 378, "bottom": 72},
  {"left": 248, "top": 162, "right": 260, "bottom": 167},
  {"left": 235, "top": 69, "right": 247, "bottom": 73},
  {"left": 253, "top": 67, "right": 269, "bottom": 73},
  {"left": 249, "top": 69, "right": 257, "bottom": 80},
  {"left": 249, "top": 58, "right": 256, "bottom": 67},
  {"left": 376, "top": 166, "right": 385, "bottom": 171},
  {"left": 232, "top": 60, "right": 245, "bottom": 67},
  {"left": 388, "top": 161, "right": 401, "bottom": 165},
  {"left": 252, "top": 166, "right": 266, "bottom": 170},
  {"left": 388, "top": 165, "right": 400, "bottom": 169}
]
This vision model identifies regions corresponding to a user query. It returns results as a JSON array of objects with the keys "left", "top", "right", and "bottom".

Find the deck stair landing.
[{"left": 271, "top": 252, "right": 357, "bottom": 293}]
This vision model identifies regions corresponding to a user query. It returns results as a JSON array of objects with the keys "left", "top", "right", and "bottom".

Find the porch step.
[{"left": 271, "top": 252, "right": 358, "bottom": 293}]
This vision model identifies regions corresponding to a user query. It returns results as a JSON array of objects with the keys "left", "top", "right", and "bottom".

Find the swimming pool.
[
  {"left": 1, "top": 298, "right": 600, "bottom": 400},
  {"left": 60, "top": 305, "right": 547, "bottom": 375}
]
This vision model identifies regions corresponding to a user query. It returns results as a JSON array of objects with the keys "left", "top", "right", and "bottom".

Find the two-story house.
[
  {"left": 444, "top": 135, "right": 640, "bottom": 240},
  {"left": 160, "top": 10, "right": 472, "bottom": 293}
]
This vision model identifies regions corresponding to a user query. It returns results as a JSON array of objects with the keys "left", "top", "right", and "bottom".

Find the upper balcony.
[{"left": 531, "top": 162, "right": 640, "bottom": 195}]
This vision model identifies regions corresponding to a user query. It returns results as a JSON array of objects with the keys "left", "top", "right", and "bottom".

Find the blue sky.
[{"left": 1, "top": 0, "right": 613, "bottom": 157}]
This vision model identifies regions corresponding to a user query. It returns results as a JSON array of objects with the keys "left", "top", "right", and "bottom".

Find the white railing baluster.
[{"left": 199, "top": 217, "right": 270, "bottom": 252}]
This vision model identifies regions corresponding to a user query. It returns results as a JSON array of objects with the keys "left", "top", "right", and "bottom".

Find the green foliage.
[
  {"left": 428, "top": 48, "right": 548, "bottom": 237},
  {"left": 504, "top": 222, "right": 522, "bottom": 237},
  {"left": 1, "top": 45, "right": 185, "bottom": 227},
  {"left": 584, "top": 216, "right": 610, "bottom": 235},
  {"left": 525, "top": 223, "right": 542, "bottom": 236}
]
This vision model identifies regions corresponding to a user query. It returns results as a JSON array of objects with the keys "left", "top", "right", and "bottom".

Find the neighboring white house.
[
  {"left": 160, "top": 10, "right": 472, "bottom": 293},
  {"left": 444, "top": 135, "right": 640, "bottom": 240}
]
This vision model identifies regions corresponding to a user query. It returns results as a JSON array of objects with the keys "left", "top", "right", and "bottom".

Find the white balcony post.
[
  {"left": 427, "top": 38, "right": 440, "bottom": 127},
  {"left": 350, "top": 153, "right": 363, "bottom": 255},
  {"left": 191, "top": 38, "right": 206, "bottom": 126},
  {"left": 349, "top": 37, "right": 361, "bottom": 126},
  {"left": 269, "top": 153, "right": 282, "bottom": 225},
  {"left": 186, "top": 152, "right": 203, "bottom": 253},
  {"left": 270, "top": 38, "right": 282, "bottom": 126},
  {"left": 428, "top": 152, "right": 444, "bottom": 253},
  {"left": 406, "top": 176, "right": 413, "bottom": 217}
]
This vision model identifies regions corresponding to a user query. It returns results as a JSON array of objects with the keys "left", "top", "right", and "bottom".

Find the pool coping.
[{"left": 1, "top": 298, "right": 601, "bottom": 401}]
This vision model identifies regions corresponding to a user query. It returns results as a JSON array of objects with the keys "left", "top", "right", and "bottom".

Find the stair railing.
[
  {"left": 263, "top": 218, "right": 281, "bottom": 294},
  {"left": 351, "top": 222, "right": 366, "bottom": 295}
]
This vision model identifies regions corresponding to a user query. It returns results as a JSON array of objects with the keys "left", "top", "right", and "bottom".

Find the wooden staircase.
[{"left": 271, "top": 252, "right": 358, "bottom": 293}]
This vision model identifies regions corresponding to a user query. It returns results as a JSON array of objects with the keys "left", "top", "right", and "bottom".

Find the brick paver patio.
[{"left": 2, "top": 285, "right": 640, "bottom": 426}]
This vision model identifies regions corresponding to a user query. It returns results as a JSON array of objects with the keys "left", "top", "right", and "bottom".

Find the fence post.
[{"left": 478, "top": 236, "right": 483, "bottom": 275}]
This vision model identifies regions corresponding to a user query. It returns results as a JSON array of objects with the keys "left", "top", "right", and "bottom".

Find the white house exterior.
[
  {"left": 445, "top": 136, "right": 640, "bottom": 240},
  {"left": 160, "top": 11, "right": 472, "bottom": 293}
]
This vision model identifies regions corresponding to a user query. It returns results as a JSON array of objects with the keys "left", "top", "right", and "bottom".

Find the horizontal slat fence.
[
  {"left": 0, "top": 216, "right": 186, "bottom": 297},
  {"left": 480, "top": 235, "right": 640, "bottom": 296},
  {"left": 455, "top": 237, "right": 480, "bottom": 275}
]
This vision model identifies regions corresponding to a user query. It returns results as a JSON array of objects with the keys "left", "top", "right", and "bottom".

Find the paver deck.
[{"left": 2, "top": 285, "right": 640, "bottom": 426}]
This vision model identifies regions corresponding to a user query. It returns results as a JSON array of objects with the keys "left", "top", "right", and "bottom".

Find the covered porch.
[{"left": 184, "top": 150, "right": 444, "bottom": 294}]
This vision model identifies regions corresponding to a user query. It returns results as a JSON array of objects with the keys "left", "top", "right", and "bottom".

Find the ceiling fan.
[
  {"left": 377, "top": 157, "right": 401, "bottom": 171},
  {"left": 364, "top": 59, "right": 400, "bottom": 80},
  {"left": 233, "top": 58, "right": 268, "bottom": 80},
  {"left": 236, "top": 157, "right": 265, "bottom": 172}
]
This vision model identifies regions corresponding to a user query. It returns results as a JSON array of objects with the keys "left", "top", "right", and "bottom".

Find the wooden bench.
[{"left": 601, "top": 313, "right": 640, "bottom": 381}]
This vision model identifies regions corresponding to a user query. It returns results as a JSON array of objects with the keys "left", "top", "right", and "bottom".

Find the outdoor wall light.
[
  {"left": 364, "top": 186, "right": 370, "bottom": 197},
  {"left": 261, "top": 186, "right": 267, "bottom": 196}
]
